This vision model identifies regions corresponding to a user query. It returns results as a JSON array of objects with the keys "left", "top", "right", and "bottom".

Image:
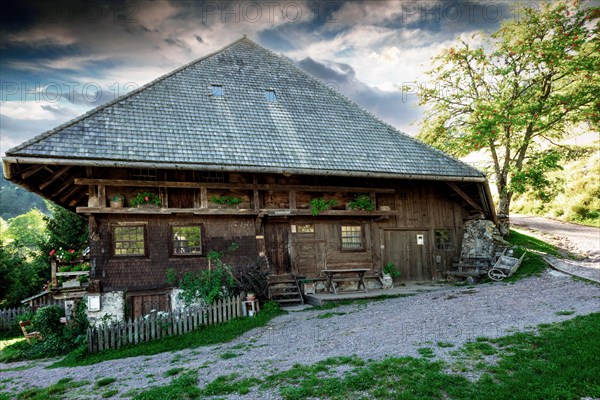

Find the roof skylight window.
[
  {"left": 211, "top": 85, "right": 223, "bottom": 96},
  {"left": 265, "top": 89, "right": 277, "bottom": 102}
]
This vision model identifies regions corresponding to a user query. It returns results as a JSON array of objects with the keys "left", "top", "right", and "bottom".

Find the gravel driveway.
[
  {"left": 511, "top": 214, "right": 600, "bottom": 262},
  {"left": 2, "top": 270, "right": 599, "bottom": 399}
]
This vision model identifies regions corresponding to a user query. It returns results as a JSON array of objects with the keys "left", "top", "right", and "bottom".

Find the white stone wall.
[
  {"left": 87, "top": 291, "right": 125, "bottom": 325},
  {"left": 170, "top": 288, "right": 205, "bottom": 312}
]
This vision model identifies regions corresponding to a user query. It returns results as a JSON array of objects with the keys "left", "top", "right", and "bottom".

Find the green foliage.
[
  {"left": 32, "top": 305, "right": 64, "bottom": 337},
  {"left": 95, "top": 377, "right": 117, "bottom": 388},
  {"left": 309, "top": 197, "right": 337, "bottom": 216},
  {"left": 418, "top": 2, "right": 600, "bottom": 220},
  {"left": 129, "top": 192, "right": 161, "bottom": 207},
  {"left": 383, "top": 262, "right": 401, "bottom": 278},
  {"left": 210, "top": 195, "right": 242, "bottom": 206},
  {"left": 1, "top": 301, "right": 89, "bottom": 362},
  {"left": 39, "top": 203, "right": 88, "bottom": 259},
  {"left": 14, "top": 377, "right": 88, "bottom": 400},
  {"left": 5, "top": 209, "right": 47, "bottom": 251},
  {"left": 168, "top": 245, "right": 238, "bottom": 305},
  {"left": 512, "top": 144, "right": 599, "bottom": 226},
  {"left": 0, "top": 246, "right": 48, "bottom": 308},
  {"left": 347, "top": 194, "right": 375, "bottom": 211}
]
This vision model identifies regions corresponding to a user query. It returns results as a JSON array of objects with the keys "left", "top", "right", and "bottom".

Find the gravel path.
[
  {"left": 511, "top": 214, "right": 600, "bottom": 262},
  {"left": 2, "top": 270, "right": 599, "bottom": 399}
]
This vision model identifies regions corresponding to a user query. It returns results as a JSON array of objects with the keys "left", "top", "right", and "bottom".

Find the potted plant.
[
  {"left": 110, "top": 194, "right": 124, "bottom": 208},
  {"left": 381, "top": 262, "right": 400, "bottom": 289},
  {"left": 347, "top": 193, "right": 375, "bottom": 211},
  {"left": 309, "top": 197, "right": 337, "bottom": 216},
  {"left": 210, "top": 195, "right": 243, "bottom": 208},
  {"left": 130, "top": 192, "right": 161, "bottom": 208}
]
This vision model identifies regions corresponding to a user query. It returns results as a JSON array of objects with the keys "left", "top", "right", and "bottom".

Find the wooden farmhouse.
[{"left": 3, "top": 37, "right": 496, "bottom": 319}]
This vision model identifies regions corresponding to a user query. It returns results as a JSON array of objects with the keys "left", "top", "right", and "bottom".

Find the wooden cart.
[{"left": 487, "top": 252, "right": 526, "bottom": 281}]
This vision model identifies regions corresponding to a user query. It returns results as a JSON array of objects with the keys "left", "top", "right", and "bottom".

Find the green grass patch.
[
  {"left": 16, "top": 377, "right": 89, "bottom": 400},
  {"left": 315, "top": 312, "right": 347, "bottom": 319},
  {"left": 219, "top": 351, "right": 239, "bottom": 360},
  {"left": 164, "top": 367, "right": 186, "bottom": 377},
  {"left": 417, "top": 347, "right": 436, "bottom": 358},
  {"left": 133, "top": 370, "right": 201, "bottom": 400},
  {"left": 507, "top": 229, "right": 561, "bottom": 256},
  {"left": 50, "top": 302, "right": 285, "bottom": 368},
  {"left": 95, "top": 377, "right": 116, "bottom": 388},
  {"left": 555, "top": 310, "right": 575, "bottom": 316},
  {"left": 436, "top": 341, "right": 455, "bottom": 348},
  {"left": 101, "top": 389, "right": 118, "bottom": 398}
]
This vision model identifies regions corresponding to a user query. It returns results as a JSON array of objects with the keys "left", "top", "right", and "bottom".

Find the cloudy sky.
[{"left": 1, "top": 0, "right": 527, "bottom": 155}]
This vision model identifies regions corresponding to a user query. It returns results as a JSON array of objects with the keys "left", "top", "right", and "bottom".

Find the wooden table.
[{"left": 322, "top": 269, "right": 369, "bottom": 294}]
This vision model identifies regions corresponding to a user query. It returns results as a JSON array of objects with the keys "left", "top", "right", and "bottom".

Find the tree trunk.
[{"left": 496, "top": 188, "right": 512, "bottom": 237}]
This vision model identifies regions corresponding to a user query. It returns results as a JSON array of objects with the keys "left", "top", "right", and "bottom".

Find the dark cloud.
[{"left": 297, "top": 57, "right": 420, "bottom": 134}]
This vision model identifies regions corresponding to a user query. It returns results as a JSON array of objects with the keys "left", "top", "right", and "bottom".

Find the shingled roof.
[{"left": 5, "top": 37, "right": 484, "bottom": 180}]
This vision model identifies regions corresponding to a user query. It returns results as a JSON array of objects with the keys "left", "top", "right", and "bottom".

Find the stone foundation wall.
[
  {"left": 87, "top": 291, "right": 125, "bottom": 325},
  {"left": 460, "top": 220, "right": 506, "bottom": 259}
]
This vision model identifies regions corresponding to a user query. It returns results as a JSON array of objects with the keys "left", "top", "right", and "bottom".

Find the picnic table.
[{"left": 322, "top": 268, "right": 369, "bottom": 294}]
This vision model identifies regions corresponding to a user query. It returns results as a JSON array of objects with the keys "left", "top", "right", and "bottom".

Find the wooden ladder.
[{"left": 267, "top": 274, "right": 304, "bottom": 306}]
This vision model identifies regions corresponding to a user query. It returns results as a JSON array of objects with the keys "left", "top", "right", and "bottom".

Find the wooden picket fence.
[
  {"left": 0, "top": 307, "right": 31, "bottom": 331},
  {"left": 87, "top": 295, "right": 243, "bottom": 353}
]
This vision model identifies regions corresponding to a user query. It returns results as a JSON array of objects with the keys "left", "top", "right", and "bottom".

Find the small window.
[
  {"left": 265, "top": 89, "right": 277, "bottom": 102},
  {"left": 296, "top": 224, "right": 314, "bottom": 233},
  {"left": 341, "top": 225, "right": 363, "bottom": 250},
  {"left": 172, "top": 225, "right": 203, "bottom": 255},
  {"left": 435, "top": 229, "right": 453, "bottom": 251},
  {"left": 113, "top": 225, "right": 145, "bottom": 256},
  {"left": 211, "top": 85, "right": 223, "bottom": 96}
]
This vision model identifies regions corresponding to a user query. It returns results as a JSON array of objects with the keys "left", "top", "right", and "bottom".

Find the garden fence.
[
  {"left": 0, "top": 307, "right": 31, "bottom": 331},
  {"left": 87, "top": 295, "right": 243, "bottom": 353}
]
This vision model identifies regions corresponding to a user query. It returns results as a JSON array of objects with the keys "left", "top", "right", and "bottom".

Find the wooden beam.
[
  {"left": 20, "top": 165, "right": 46, "bottom": 179},
  {"left": 159, "top": 187, "right": 168, "bottom": 208},
  {"left": 39, "top": 166, "right": 73, "bottom": 190},
  {"left": 200, "top": 187, "right": 208, "bottom": 209},
  {"left": 98, "top": 185, "right": 106, "bottom": 208},
  {"left": 253, "top": 175, "right": 260, "bottom": 211},
  {"left": 74, "top": 178, "right": 396, "bottom": 193},
  {"left": 446, "top": 182, "right": 483, "bottom": 213},
  {"left": 60, "top": 185, "right": 84, "bottom": 203}
]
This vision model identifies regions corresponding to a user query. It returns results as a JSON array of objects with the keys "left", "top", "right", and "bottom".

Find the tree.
[
  {"left": 38, "top": 202, "right": 89, "bottom": 257},
  {"left": 6, "top": 209, "right": 48, "bottom": 252},
  {"left": 418, "top": 1, "right": 599, "bottom": 234}
]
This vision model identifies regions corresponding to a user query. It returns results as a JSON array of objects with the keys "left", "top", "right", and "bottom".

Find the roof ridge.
[{"left": 7, "top": 36, "right": 250, "bottom": 155}]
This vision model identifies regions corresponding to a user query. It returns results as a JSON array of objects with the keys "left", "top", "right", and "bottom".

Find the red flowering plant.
[
  {"left": 129, "top": 192, "right": 161, "bottom": 207},
  {"left": 49, "top": 248, "right": 81, "bottom": 263}
]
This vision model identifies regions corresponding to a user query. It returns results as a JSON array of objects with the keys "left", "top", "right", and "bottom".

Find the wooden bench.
[
  {"left": 19, "top": 320, "right": 42, "bottom": 344},
  {"left": 322, "top": 268, "right": 370, "bottom": 294}
]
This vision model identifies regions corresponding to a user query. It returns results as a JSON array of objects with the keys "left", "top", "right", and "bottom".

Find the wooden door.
[
  {"left": 383, "top": 230, "right": 430, "bottom": 281},
  {"left": 130, "top": 293, "right": 169, "bottom": 320},
  {"left": 290, "top": 225, "right": 324, "bottom": 277},
  {"left": 265, "top": 222, "right": 291, "bottom": 275}
]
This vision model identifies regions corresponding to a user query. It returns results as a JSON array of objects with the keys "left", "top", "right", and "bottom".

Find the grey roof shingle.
[{"left": 6, "top": 37, "right": 483, "bottom": 179}]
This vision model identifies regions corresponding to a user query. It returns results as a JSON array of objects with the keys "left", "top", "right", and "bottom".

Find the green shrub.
[{"left": 32, "top": 305, "right": 64, "bottom": 337}]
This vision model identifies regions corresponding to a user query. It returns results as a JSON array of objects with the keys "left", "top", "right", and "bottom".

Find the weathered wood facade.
[{"left": 2, "top": 37, "right": 496, "bottom": 318}]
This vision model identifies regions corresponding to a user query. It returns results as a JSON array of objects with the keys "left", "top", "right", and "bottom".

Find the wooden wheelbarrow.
[{"left": 487, "top": 252, "right": 526, "bottom": 281}]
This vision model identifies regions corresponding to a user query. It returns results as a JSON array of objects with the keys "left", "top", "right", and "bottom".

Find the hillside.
[
  {"left": 512, "top": 142, "right": 600, "bottom": 227},
  {"left": 0, "top": 175, "right": 49, "bottom": 220}
]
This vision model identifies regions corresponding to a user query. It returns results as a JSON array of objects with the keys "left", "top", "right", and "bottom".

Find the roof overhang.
[{"left": 3, "top": 156, "right": 487, "bottom": 183}]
